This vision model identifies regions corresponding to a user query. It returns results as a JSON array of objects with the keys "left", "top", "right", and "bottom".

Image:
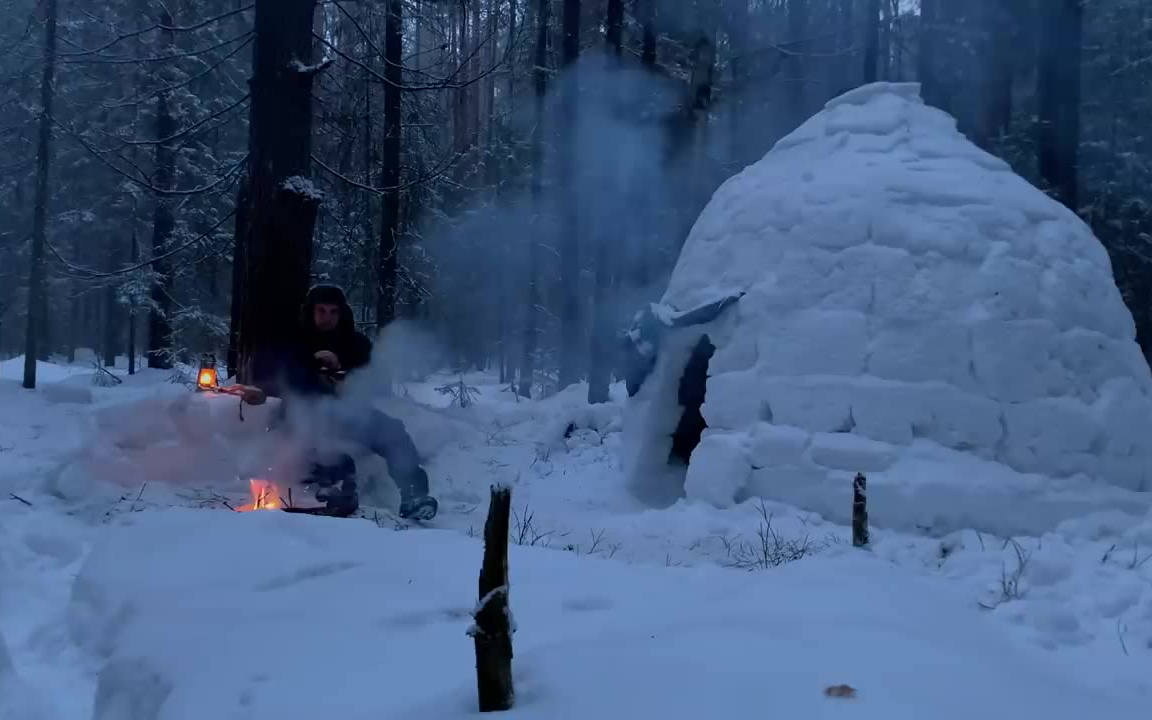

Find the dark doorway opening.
[{"left": 668, "top": 334, "right": 715, "bottom": 466}]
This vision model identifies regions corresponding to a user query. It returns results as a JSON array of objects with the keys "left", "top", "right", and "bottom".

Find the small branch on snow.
[{"left": 8, "top": 493, "right": 32, "bottom": 506}]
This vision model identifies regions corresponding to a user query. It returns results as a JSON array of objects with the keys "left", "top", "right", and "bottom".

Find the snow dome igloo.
[{"left": 622, "top": 82, "right": 1152, "bottom": 528}]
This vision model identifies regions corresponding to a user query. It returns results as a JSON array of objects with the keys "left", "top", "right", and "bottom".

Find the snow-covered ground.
[{"left": 1, "top": 356, "right": 1150, "bottom": 719}]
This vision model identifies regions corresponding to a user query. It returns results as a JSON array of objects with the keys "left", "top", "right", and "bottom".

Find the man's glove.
[{"left": 314, "top": 350, "right": 341, "bottom": 370}]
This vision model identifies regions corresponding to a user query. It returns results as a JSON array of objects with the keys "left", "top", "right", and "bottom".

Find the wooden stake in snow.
[
  {"left": 852, "top": 472, "right": 869, "bottom": 548},
  {"left": 470, "top": 484, "right": 515, "bottom": 712}
]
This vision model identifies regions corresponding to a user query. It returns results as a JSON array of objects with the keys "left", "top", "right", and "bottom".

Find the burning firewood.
[{"left": 468, "top": 484, "right": 515, "bottom": 712}]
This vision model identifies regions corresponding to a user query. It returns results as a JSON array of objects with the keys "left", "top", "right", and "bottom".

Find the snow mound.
[
  {"left": 625, "top": 82, "right": 1152, "bottom": 530},
  {"left": 69, "top": 508, "right": 1147, "bottom": 720}
]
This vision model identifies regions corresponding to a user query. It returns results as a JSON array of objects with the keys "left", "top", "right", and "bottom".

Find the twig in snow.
[
  {"left": 8, "top": 493, "right": 32, "bottom": 506},
  {"left": 1128, "top": 543, "right": 1152, "bottom": 570},
  {"left": 978, "top": 538, "right": 1032, "bottom": 610},
  {"left": 1102, "top": 543, "right": 1117, "bottom": 564},
  {"left": 1117, "top": 617, "right": 1130, "bottom": 656}
]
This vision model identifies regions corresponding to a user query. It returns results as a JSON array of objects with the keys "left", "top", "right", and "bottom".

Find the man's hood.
[{"left": 299, "top": 283, "right": 357, "bottom": 336}]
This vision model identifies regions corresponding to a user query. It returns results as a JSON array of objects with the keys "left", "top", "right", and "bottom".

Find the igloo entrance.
[{"left": 668, "top": 335, "right": 715, "bottom": 467}]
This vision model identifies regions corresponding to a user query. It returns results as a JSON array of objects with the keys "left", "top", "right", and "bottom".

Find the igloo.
[{"left": 622, "top": 82, "right": 1152, "bottom": 529}]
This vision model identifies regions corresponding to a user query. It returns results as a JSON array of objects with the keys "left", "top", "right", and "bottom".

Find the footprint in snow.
[
  {"left": 562, "top": 596, "right": 614, "bottom": 613},
  {"left": 253, "top": 560, "right": 361, "bottom": 592}
]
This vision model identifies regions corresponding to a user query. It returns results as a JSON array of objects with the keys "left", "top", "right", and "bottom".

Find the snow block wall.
[{"left": 624, "top": 82, "right": 1152, "bottom": 525}]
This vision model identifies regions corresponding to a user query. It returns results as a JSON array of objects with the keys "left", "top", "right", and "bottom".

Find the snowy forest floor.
[{"left": 1, "top": 356, "right": 1150, "bottom": 719}]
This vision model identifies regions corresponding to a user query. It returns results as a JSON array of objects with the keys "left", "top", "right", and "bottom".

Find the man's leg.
[{"left": 366, "top": 410, "right": 437, "bottom": 519}]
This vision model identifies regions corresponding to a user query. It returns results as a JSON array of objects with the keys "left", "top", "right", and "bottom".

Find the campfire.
[{"left": 237, "top": 478, "right": 283, "bottom": 512}]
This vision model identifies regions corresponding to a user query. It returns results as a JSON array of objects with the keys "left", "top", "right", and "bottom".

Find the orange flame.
[
  {"left": 197, "top": 368, "right": 218, "bottom": 389},
  {"left": 237, "top": 478, "right": 282, "bottom": 512}
]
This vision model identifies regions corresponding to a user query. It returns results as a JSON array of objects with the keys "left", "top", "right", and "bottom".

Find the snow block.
[
  {"left": 808, "top": 432, "right": 897, "bottom": 473},
  {"left": 684, "top": 432, "right": 751, "bottom": 508},
  {"left": 39, "top": 381, "right": 94, "bottom": 405},
  {"left": 748, "top": 423, "right": 810, "bottom": 468}
]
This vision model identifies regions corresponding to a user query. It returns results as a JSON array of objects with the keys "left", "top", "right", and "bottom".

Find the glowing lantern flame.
[
  {"left": 197, "top": 368, "right": 218, "bottom": 389},
  {"left": 237, "top": 478, "right": 282, "bottom": 512}
]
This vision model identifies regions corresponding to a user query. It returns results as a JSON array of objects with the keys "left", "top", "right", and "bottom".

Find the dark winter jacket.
[{"left": 251, "top": 284, "right": 373, "bottom": 398}]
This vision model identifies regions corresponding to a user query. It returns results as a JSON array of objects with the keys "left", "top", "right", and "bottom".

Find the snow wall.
[{"left": 623, "top": 82, "right": 1152, "bottom": 532}]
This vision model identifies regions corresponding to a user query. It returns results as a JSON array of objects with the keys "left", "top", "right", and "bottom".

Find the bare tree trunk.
[
  {"left": 1037, "top": 0, "right": 1083, "bottom": 211},
  {"left": 787, "top": 0, "right": 809, "bottom": 120},
  {"left": 879, "top": 0, "right": 891, "bottom": 80},
  {"left": 918, "top": 0, "right": 940, "bottom": 107},
  {"left": 979, "top": 0, "right": 1014, "bottom": 148},
  {"left": 102, "top": 239, "right": 120, "bottom": 368},
  {"left": 588, "top": 0, "right": 624, "bottom": 405},
  {"left": 640, "top": 0, "right": 657, "bottom": 67},
  {"left": 863, "top": 0, "right": 880, "bottom": 84},
  {"left": 519, "top": 0, "right": 550, "bottom": 399},
  {"left": 147, "top": 13, "right": 176, "bottom": 370},
  {"left": 128, "top": 218, "right": 138, "bottom": 375},
  {"left": 227, "top": 178, "right": 249, "bottom": 377},
  {"left": 22, "top": 0, "right": 59, "bottom": 390},
  {"left": 236, "top": 0, "right": 323, "bottom": 384},
  {"left": 557, "top": 0, "right": 581, "bottom": 389},
  {"left": 378, "top": 0, "right": 403, "bottom": 329}
]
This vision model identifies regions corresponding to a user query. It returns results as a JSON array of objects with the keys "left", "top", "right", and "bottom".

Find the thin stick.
[
  {"left": 852, "top": 473, "right": 869, "bottom": 548},
  {"left": 9, "top": 493, "right": 32, "bottom": 506}
]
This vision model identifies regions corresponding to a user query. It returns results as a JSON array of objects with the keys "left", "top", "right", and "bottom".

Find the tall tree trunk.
[
  {"left": 724, "top": 0, "right": 750, "bottom": 163},
  {"left": 128, "top": 217, "right": 138, "bottom": 375},
  {"left": 879, "top": 0, "right": 892, "bottom": 80},
  {"left": 588, "top": 0, "right": 624, "bottom": 405},
  {"left": 837, "top": 0, "right": 855, "bottom": 92},
  {"left": 102, "top": 239, "right": 120, "bottom": 368},
  {"left": 863, "top": 0, "right": 880, "bottom": 84},
  {"left": 787, "top": 0, "right": 809, "bottom": 120},
  {"left": 980, "top": 0, "right": 1015, "bottom": 148},
  {"left": 557, "top": 0, "right": 581, "bottom": 389},
  {"left": 519, "top": 0, "right": 550, "bottom": 398},
  {"left": 378, "top": 0, "right": 403, "bottom": 330},
  {"left": 1037, "top": 0, "right": 1083, "bottom": 211},
  {"left": 22, "top": 0, "right": 59, "bottom": 390},
  {"left": 236, "top": 0, "right": 323, "bottom": 383},
  {"left": 918, "top": 0, "right": 939, "bottom": 107},
  {"left": 640, "top": 0, "right": 657, "bottom": 67},
  {"left": 227, "top": 178, "right": 249, "bottom": 377},
  {"left": 147, "top": 13, "right": 176, "bottom": 369}
]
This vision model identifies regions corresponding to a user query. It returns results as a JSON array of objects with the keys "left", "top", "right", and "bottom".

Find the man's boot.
[
  {"left": 397, "top": 468, "right": 437, "bottom": 520},
  {"left": 306, "top": 455, "right": 359, "bottom": 516}
]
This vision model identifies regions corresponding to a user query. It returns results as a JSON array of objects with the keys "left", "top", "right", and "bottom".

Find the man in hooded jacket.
[{"left": 244, "top": 284, "right": 438, "bottom": 520}]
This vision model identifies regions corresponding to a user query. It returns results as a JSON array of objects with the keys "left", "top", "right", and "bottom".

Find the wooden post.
[
  {"left": 471, "top": 484, "right": 514, "bottom": 712},
  {"left": 852, "top": 472, "right": 869, "bottom": 548}
]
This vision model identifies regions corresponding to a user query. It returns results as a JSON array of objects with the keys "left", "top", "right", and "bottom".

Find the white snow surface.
[
  {"left": 2, "top": 359, "right": 1152, "bottom": 719},
  {"left": 626, "top": 82, "right": 1152, "bottom": 525}
]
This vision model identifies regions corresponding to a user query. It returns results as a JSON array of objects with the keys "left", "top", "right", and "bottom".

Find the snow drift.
[
  {"left": 624, "top": 82, "right": 1152, "bottom": 529},
  {"left": 68, "top": 508, "right": 1147, "bottom": 720}
]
